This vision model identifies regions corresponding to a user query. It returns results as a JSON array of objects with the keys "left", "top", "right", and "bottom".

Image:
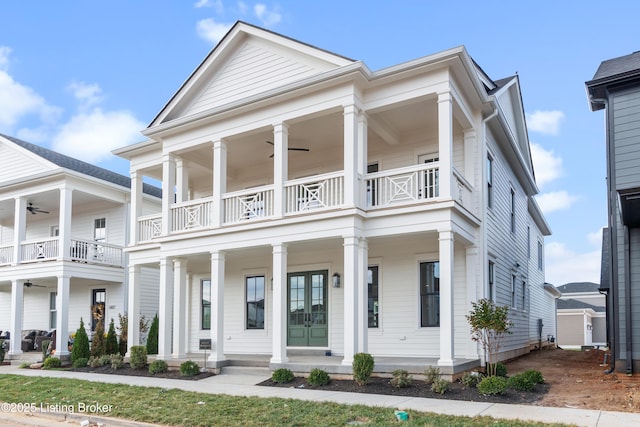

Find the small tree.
[
  {"left": 146, "top": 313, "right": 159, "bottom": 355},
  {"left": 91, "top": 319, "right": 106, "bottom": 358},
  {"left": 106, "top": 318, "right": 118, "bottom": 355},
  {"left": 466, "top": 298, "right": 512, "bottom": 377},
  {"left": 71, "top": 318, "right": 90, "bottom": 363},
  {"left": 117, "top": 313, "right": 128, "bottom": 356}
]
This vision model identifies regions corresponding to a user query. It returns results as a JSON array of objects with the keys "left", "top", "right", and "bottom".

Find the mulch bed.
[
  {"left": 70, "top": 363, "right": 215, "bottom": 381},
  {"left": 258, "top": 376, "right": 549, "bottom": 405}
]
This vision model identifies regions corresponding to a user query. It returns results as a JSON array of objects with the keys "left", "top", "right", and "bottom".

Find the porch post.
[
  {"left": 127, "top": 264, "right": 141, "bottom": 351},
  {"left": 130, "top": 170, "right": 143, "bottom": 245},
  {"left": 342, "top": 235, "right": 359, "bottom": 365},
  {"left": 273, "top": 123, "right": 289, "bottom": 218},
  {"left": 357, "top": 111, "right": 368, "bottom": 209},
  {"left": 55, "top": 275, "right": 70, "bottom": 358},
  {"left": 172, "top": 258, "right": 188, "bottom": 358},
  {"left": 343, "top": 105, "right": 358, "bottom": 208},
  {"left": 271, "top": 243, "right": 289, "bottom": 363},
  {"left": 465, "top": 245, "right": 479, "bottom": 358},
  {"left": 437, "top": 92, "right": 453, "bottom": 200},
  {"left": 357, "top": 237, "right": 369, "bottom": 353},
  {"left": 209, "top": 250, "right": 226, "bottom": 362},
  {"left": 161, "top": 153, "right": 176, "bottom": 236},
  {"left": 13, "top": 197, "right": 26, "bottom": 265},
  {"left": 157, "top": 257, "right": 174, "bottom": 359},
  {"left": 438, "top": 230, "right": 455, "bottom": 367},
  {"left": 58, "top": 187, "right": 73, "bottom": 261},
  {"left": 8, "top": 279, "right": 24, "bottom": 355},
  {"left": 175, "top": 158, "right": 189, "bottom": 203},
  {"left": 212, "top": 140, "right": 227, "bottom": 227}
]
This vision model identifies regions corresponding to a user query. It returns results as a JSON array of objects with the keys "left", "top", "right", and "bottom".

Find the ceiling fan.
[
  {"left": 27, "top": 202, "right": 49, "bottom": 215},
  {"left": 24, "top": 281, "right": 46, "bottom": 288},
  {"left": 265, "top": 140, "right": 310, "bottom": 158}
]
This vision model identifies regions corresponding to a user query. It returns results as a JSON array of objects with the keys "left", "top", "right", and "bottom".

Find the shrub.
[
  {"left": 308, "top": 368, "right": 330, "bottom": 386},
  {"left": 146, "top": 314, "right": 159, "bottom": 355},
  {"left": 110, "top": 353, "right": 124, "bottom": 370},
  {"left": 466, "top": 298, "right": 512, "bottom": 377},
  {"left": 106, "top": 319, "right": 119, "bottom": 356},
  {"left": 41, "top": 340, "right": 51, "bottom": 360},
  {"left": 129, "top": 346, "right": 148, "bottom": 369},
  {"left": 477, "top": 376, "right": 507, "bottom": 396},
  {"left": 0, "top": 340, "right": 5, "bottom": 363},
  {"left": 522, "top": 369, "right": 544, "bottom": 384},
  {"left": 180, "top": 360, "right": 200, "bottom": 377},
  {"left": 88, "top": 356, "right": 102, "bottom": 368},
  {"left": 423, "top": 365, "right": 441, "bottom": 384},
  {"left": 98, "top": 354, "right": 111, "bottom": 366},
  {"left": 272, "top": 368, "right": 295, "bottom": 383},
  {"left": 389, "top": 369, "right": 413, "bottom": 389},
  {"left": 72, "top": 357, "right": 88, "bottom": 368},
  {"left": 149, "top": 359, "right": 169, "bottom": 375},
  {"left": 507, "top": 373, "right": 535, "bottom": 391},
  {"left": 489, "top": 362, "right": 507, "bottom": 377},
  {"left": 352, "top": 352, "right": 375, "bottom": 386},
  {"left": 71, "top": 318, "right": 90, "bottom": 363},
  {"left": 18, "top": 362, "right": 30, "bottom": 369},
  {"left": 460, "top": 372, "right": 482, "bottom": 389},
  {"left": 117, "top": 313, "right": 128, "bottom": 356},
  {"left": 431, "top": 378, "right": 450, "bottom": 394},
  {"left": 43, "top": 357, "right": 62, "bottom": 369},
  {"left": 91, "top": 319, "right": 106, "bottom": 358}
]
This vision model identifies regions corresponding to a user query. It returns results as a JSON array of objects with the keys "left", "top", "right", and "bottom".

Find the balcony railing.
[
  {"left": 223, "top": 186, "right": 274, "bottom": 224},
  {"left": 171, "top": 197, "right": 213, "bottom": 232},
  {"left": 365, "top": 163, "right": 439, "bottom": 208},
  {"left": 20, "top": 237, "right": 59, "bottom": 262},
  {"left": 285, "top": 172, "right": 344, "bottom": 215},
  {"left": 138, "top": 213, "right": 162, "bottom": 242},
  {"left": 0, "top": 245, "right": 13, "bottom": 265},
  {"left": 69, "top": 238, "right": 123, "bottom": 267}
]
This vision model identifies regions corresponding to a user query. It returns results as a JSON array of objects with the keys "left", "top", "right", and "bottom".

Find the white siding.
[{"left": 0, "top": 143, "right": 52, "bottom": 183}]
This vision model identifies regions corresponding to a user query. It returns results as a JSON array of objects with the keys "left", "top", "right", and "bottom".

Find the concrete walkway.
[{"left": 0, "top": 365, "right": 639, "bottom": 426}]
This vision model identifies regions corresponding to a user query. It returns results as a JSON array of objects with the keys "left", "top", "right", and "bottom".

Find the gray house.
[
  {"left": 586, "top": 51, "right": 640, "bottom": 374},
  {"left": 556, "top": 282, "right": 606, "bottom": 350}
]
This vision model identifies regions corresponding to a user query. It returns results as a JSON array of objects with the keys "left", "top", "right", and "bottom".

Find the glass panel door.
[{"left": 287, "top": 270, "right": 328, "bottom": 347}]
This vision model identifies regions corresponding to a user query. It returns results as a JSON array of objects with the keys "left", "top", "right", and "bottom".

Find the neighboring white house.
[
  {"left": 112, "top": 21, "right": 554, "bottom": 376},
  {"left": 556, "top": 282, "right": 606, "bottom": 349},
  {"left": 0, "top": 134, "right": 161, "bottom": 358}
]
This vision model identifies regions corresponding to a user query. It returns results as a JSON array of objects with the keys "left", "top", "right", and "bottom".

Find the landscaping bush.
[
  {"left": 98, "top": 354, "right": 111, "bottom": 366},
  {"left": 522, "top": 369, "right": 544, "bottom": 384},
  {"left": 43, "top": 357, "right": 62, "bottom": 369},
  {"left": 352, "top": 352, "right": 374, "bottom": 386},
  {"left": 389, "top": 369, "right": 412, "bottom": 389},
  {"left": 489, "top": 362, "right": 507, "bottom": 377},
  {"left": 88, "top": 356, "right": 102, "bottom": 368},
  {"left": 423, "top": 365, "right": 441, "bottom": 384},
  {"left": 477, "top": 376, "right": 507, "bottom": 395},
  {"left": 180, "top": 360, "right": 200, "bottom": 377},
  {"left": 149, "top": 359, "right": 169, "bottom": 375},
  {"left": 129, "top": 346, "right": 147, "bottom": 369},
  {"left": 507, "top": 373, "right": 535, "bottom": 391},
  {"left": 460, "top": 372, "right": 482, "bottom": 389},
  {"left": 146, "top": 314, "right": 159, "bottom": 355},
  {"left": 308, "top": 368, "right": 330, "bottom": 386},
  {"left": 106, "top": 319, "right": 119, "bottom": 356},
  {"left": 71, "top": 318, "right": 90, "bottom": 363},
  {"left": 18, "top": 362, "right": 30, "bottom": 369},
  {"left": 431, "top": 378, "right": 450, "bottom": 394},
  {"left": 110, "top": 354, "right": 124, "bottom": 370},
  {"left": 0, "top": 340, "right": 5, "bottom": 363},
  {"left": 41, "top": 340, "right": 50, "bottom": 360},
  {"left": 91, "top": 319, "right": 106, "bottom": 358},
  {"left": 117, "top": 313, "right": 128, "bottom": 356},
  {"left": 72, "top": 357, "right": 88, "bottom": 368},
  {"left": 271, "top": 368, "right": 295, "bottom": 383}
]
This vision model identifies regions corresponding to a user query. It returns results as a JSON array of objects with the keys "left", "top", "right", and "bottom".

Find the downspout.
[{"left": 624, "top": 225, "right": 633, "bottom": 375}]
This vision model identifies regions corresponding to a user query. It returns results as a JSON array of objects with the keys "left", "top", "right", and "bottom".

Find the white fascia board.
[
  {"left": 529, "top": 197, "right": 552, "bottom": 236},
  {"left": 112, "top": 139, "right": 160, "bottom": 160}
]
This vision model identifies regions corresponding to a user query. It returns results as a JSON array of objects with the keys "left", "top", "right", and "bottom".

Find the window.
[
  {"left": 368, "top": 266, "right": 379, "bottom": 327},
  {"left": 488, "top": 261, "right": 495, "bottom": 301},
  {"left": 510, "top": 189, "right": 516, "bottom": 233},
  {"left": 521, "top": 281, "right": 527, "bottom": 310},
  {"left": 246, "top": 276, "right": 265, "bottom": 329},
  {"left": 487, "top": 156, "right": 493, "bottom": 208},
  {"left": 49, "top": 292, "right": 57, "bottom": 329},
  {"left": 91, "top": 289, "right": 105, "bottom": 331},
  {"left": 419, "top": 154, "right": 439, "bottom": 199},
  {"left": 94, "top": 218, "right": 106, "bottom": 241},
  {"left": 420, "top": 261, "right": 440, "bottom": 327},
  {"left": 537, "top": 241, "right": 543, "bottom": 271},
  {"left": 50, "top": 226, "right": 59, "bottom": 237},
  {"left": 367, "top": 163, "right": 379, "bottom": 207},
  {"left": 511, "top": 275, "right": 516, "bottom": 307},
  {"left": 201, "top": 279, "right": 211, "bottom": 330},
  {"left": 527, "top": 226, "right": 531, "bottom": 259}
]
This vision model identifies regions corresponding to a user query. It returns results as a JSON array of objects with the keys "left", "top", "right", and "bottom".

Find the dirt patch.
[{"left": 69, "top": 363, "right": 215, "bottom": 381}]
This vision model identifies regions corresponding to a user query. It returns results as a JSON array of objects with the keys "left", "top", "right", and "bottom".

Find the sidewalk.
[{"left": 1, "top": 365, "right": 639, "bottom": 427}]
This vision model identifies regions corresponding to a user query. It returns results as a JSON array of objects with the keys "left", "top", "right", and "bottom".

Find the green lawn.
[{"left": 0, "top": 374, "right": 570, "bottom": 426}]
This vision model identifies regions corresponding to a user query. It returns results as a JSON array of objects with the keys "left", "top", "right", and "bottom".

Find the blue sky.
[{"left": 0, "top": 1, "right": 637, "bottom": 286}]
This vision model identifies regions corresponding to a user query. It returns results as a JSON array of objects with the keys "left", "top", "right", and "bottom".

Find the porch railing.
[
  {"left": 171, "top": 197, "right": 213, "bottom": 233},
  {"left": 453, "top": 168, "right": 473, "bottom": 211},
  {"left": 69, "top": 238, "right": 123, "bottom": 267},
  {"left": 20, "top": 237, "right": 59, "bottom": 262},
  {"left": 365, "top": 163, "right": 439, "bottom": 208},
  {"left": 285, "top": 172, "right": 344, "bottom": 215},
  {"left": 0, "top": 244, "right": 13, "bottom": 265},
  {"left": 138, "top": 213, "right": 162, "bottom": 242},
  {"left": 223, "top": 186, "right": 274, "bottom": 224}
]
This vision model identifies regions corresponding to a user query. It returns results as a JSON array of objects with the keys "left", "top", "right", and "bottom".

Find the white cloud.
[
  {"left": 545, "top": 241, "right": 601, "bottom": 286},
  {"left": 527, "top": 110, "right": 565, "bottom": 135},
  {"left": 0, "top": 68, "right": 53, "bottom": 129},
  {"left": 536, "top": 191, "right": 579, "bottom": 214},
  {"left": 195, "top": 0, "right": 224, "bottom": 13},
  {"left": 0, "top": 46, "right": 11, "bottom": 70},
  {"left": 52, "top": 109, "right": 145, "bottom": 163},
  {"left": 587, "top": 228, "right": 605, "bottom": 246},
  {"left": 530, "top": 143, "right": 562, "bottom": 188},
  {"left": 67, "top": 81, "right": 103, "bottom": 109},
  {"left": 196, "top": 18, "right": 233, "bottom": 44},
  {"left": 254, "top": 3, "right": 281, "bottom": 26}
]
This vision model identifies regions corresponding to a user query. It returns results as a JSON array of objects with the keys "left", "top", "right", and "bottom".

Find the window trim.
[
  {"left": 510, "top": 188, "right": 516, "bottom": 234},
  {"left": 511, "top": 275, "right": 517, "bottom": 307},
  {"left": 537, "top": 241, "right": 544, "bottom": 271},
  {"left": 488, "top": 260, "right": 495, "bottom": 302},
  {"left": 201, "top": 279, "right": 211, "bottom": 330},
  {"left": 94, "top": 217, "right": 106, "bottom": 241},
  {"left": 49, "top": 292, "right": 57, "bottom": 329},
  {"left": 368, "top": 265, "right": 380, "bottom": 328},
  {"left": 419, "top": 260, "right": 440, "bottom": 328},
  {"left": 245, "top": 275, "right": 265, "bottom": 330},
  {"left": 487, "top": 156, "right": 493, "bottom": 209}
]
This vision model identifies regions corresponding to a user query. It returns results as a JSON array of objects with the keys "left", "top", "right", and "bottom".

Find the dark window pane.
[{"left": 420, "top": 262, "right": 440, "bottom": 327}]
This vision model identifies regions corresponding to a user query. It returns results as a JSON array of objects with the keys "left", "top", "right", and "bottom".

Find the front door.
[{"left": 287, "top": 270, "right": 328, "bottom": 347}]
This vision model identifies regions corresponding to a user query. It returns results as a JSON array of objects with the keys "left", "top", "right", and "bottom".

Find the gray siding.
[
  {"left": 557, "top": 315, "right": 584, "bottom": 346},
  {"left": 613, "top": 88, "right": 640, "bottom": 190}
]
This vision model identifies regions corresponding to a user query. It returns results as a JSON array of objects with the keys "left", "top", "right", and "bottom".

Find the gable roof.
[
  {"left": 586, "top": 51, "right": 640, "bottom": 111},
  {"left": 556, "top": 282, "right": 600, "bottom": 294},
  {"left": 0, "top": 134, "right": 161, "bottom": 198},
  {"left": 557, "top": 298, "right": 605, "bottom": 312}
]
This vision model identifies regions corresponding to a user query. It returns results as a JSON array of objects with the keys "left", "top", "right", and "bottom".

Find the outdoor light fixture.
[{"left": 332, "top": 272, "right": 341, "bottom": 288}]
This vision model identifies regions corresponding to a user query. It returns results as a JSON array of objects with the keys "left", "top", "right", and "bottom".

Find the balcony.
[{"left": 0, "top": 238, "right": 123, "bottom": 267}]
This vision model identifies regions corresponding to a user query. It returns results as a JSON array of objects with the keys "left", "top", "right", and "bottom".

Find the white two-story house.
[
  {"left": 0, "top": 134, "right": 160, "bottom": 359},
  {"left": 115, "top": 21, "right": 555, "bottom": 375}
]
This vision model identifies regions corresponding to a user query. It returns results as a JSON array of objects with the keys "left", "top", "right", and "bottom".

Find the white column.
[
  {"left": 357, "top": 237, "right": 369, "bottom": 353},
  {"left": 342, "top": 235, "right": 359, "bottom": 365},
  {"left": 465, "top": 245, "right": 479, "bottom": 358},
  {"left": 209, "top": 251, "right": 226, "bottom": 362},
  {"left": 356, "top": 111, "right": 368, "bottom": 209},
  {"left": 212, "top": 140, "right": 227, "bottom": 227},
  {"left": 55, "top": 275, "right": 70, "bottom": 357},
  {"left": 463, "top": 129, "right": 476, "bottom": 186},
  {"left": 8, "top": 279, "right": 24, "bottom": 355},
  {"left": 271, "top": 243, "right": 288, "bottom": 363},
  {"left": 13, "top": 197, "right": 26, "bottom": 265},
  {"left": 157, "top": 257, "right": 174, "bottom": 359},
  {"left": 343, "top": 105, "right": 358, "bottom": 208},
  {"left": 130, "top": 170, "right": 143, "bottom": 245},
  {"left": 175, "top": 158, "right": 189, "bottom": 203},
  {"left": 58, "top": 187, "right": 73, "bottom": 261},
  {"left": 127, "top": 265, "right": 141, "bottom": 351},
  {"left": 273, "top": 123, "right": 289, "bottom": 218},
  {"left": 172, "top": 258, "right": 188, "bottom": 358},
  {"left": 161, "top": 154, "right": 176, "bottom": 236},
  {"left": 438, "top": 92, "right": 453, "bottom": 200},
  {"left": 438, "top": 230, "right": 455, "bottom": 367}
]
